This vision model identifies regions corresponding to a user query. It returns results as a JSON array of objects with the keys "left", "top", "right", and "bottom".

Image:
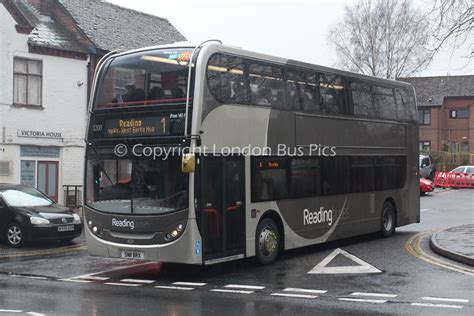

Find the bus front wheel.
[
  {"left": 381, "top": 201, "right": 396, "bottom": 237},
  {"left": 256, "top": 217, "right": 280, "bottom": 265}
]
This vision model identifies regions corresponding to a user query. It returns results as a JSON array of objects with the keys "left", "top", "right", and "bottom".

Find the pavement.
[{"left": 430, "top": 224, "right": 474, "bottom": 266}]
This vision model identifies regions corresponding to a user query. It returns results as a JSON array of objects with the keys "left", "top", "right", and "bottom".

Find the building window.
[
  {"left": 460, "top": 142, "right": 469, "bottom": 152},
  {"left": 419, "top": 141, "right": 431, "bottom": 152},
  {"left": 418, "top": 109, "right": 431, "bottom": 125},
  {"left": 13, "top": 58, "right": 42, "bottom": 106},
  {"left": 449, "top": 108, "right": 469, "bottom": 119}
]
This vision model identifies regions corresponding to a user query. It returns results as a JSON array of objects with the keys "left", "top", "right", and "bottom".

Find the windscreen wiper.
[{"left": 88, "top": 141, "right": 114, "bottom": 185}]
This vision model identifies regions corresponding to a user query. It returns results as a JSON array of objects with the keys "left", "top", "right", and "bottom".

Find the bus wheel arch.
[
  {"left": 381, "top": 198, "right": 397, "bottom": 237},
  {"left": 255, "top": 210, "right": 284, "bottom": 265}
]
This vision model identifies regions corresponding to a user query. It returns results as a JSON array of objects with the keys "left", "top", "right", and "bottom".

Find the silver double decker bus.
[{"left": 84, "top": 41, "right": 419, "bottom": 265}]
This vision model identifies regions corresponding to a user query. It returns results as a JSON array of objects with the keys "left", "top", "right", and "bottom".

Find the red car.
[{"left": 420, "top": 178, "right": 434, "bottom": 195}]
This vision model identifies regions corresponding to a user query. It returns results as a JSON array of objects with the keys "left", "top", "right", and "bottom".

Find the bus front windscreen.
[
  {"left": 86, "top": 150, "right": 189, "bottom": 214},
  {"left": 94, "top": 48, "right": 193, "bottom": 109}
]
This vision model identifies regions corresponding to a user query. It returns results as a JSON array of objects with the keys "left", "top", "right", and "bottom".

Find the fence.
[
  {"left": 434, "top": 172, "right": 474, "bottom": 188},
  {"left": 63, "top": 185, "right": 83, "bottom": 209}
]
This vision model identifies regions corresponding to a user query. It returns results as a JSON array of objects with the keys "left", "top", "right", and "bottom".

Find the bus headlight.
[
  {"left": 164, "top": 222, "right": 186, "bottom": 242},
  {"left": 86, "top": 218, "right": 102, "bottom": 236}
]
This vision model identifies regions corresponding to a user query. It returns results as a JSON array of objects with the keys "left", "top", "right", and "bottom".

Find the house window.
[
  {"left": 449, "top": 108, "right": 469, "bottom": 118},
  {"left": 13, "top": 58, "right": 42, "bottom": 106},
  {"left": 418, "top": 109, "right": 430, "bottom": 125},
  {"left": 419, "top": 141, "right": 431, "bottom": 152}
]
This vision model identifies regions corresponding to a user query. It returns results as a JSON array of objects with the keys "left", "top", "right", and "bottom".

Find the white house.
[{"left": 0, "top": 0, "right": 186, "bottom": 205}]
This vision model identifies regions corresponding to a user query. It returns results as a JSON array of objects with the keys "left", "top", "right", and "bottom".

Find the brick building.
[
  {"left": 0, "top": 0, "right": 185, "bottom": 204},
  {"left": 399, "top": 75, "right": 474, "bottom": 156}
]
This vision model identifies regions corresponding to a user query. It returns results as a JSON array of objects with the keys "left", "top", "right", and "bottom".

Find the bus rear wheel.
[
  {"left": 256, "top": 217, "right": 280, "bottom": 265},
  {"left": 381, "top": 201, "right": 396, "bottom": 237}
]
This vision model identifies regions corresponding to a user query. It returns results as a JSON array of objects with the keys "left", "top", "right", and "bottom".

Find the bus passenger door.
[{"left": 198, "top": 157, "right": 245, "bottom": 263}]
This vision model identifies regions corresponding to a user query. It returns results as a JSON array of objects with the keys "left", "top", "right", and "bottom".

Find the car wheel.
[
  {"left": 255, "top": 217, "right": 280, "bottom": 265},
  {"left": 6, "top": 223, "right": 25, "bottom": 247},
  {"left": 381, "top": 202, "right": 396, "bottom": 237},
  {"left": 420, "top": 190, "right": 426, "bottom": 196}
]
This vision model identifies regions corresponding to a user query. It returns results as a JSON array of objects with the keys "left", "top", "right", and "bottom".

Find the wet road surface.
[{"left": 0, "top": 188, "right": 472, "bottom": 315}]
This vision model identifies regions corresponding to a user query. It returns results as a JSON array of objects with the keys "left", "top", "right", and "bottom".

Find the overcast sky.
[{"left": 108, "top": 0, "right": 473, "bottom": 77}]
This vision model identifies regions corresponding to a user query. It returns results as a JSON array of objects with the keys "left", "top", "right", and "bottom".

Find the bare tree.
[
  {"left": 328, "top": 0, "right": 432, "bottom": 79},
  {"left": 429, "top": 0, "right": 473, "bottom": 57}
]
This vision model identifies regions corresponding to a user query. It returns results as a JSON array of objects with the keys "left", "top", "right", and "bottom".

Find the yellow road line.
[
  {"left": 405, "top": 230, "right": 474, "bottom": 276},
  {"left": 0, "top": 245, "right": 86, "bottom": 259}
]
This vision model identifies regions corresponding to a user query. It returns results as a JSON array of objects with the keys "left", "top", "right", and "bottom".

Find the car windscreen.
[{"left": 1, "top": 187, "right": 53, "bottom": 207}]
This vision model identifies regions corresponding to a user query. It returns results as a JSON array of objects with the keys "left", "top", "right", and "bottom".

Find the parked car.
[
  {"left": 419, "top": 178, "right": 434, "bottom": 195},
  {"left": 449, "top": 165, "right": 474, "bottom": 174},
  {"left": 0, "top": 184, "right": 82, "bottom": 247},
  {"left": 419, "top": 154, "right": 435, "bottom": 180}
]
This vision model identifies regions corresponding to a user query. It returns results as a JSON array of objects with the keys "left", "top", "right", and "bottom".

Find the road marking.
[
  {"left": 420, "top": 296, "right": 469, "bottom": 303},
  {"left": 73, "top": 275, "right": 109, "bottom": 281},
  {"left": 420, "top": 209, "right": 430, "bottom": 212},
  {"left": 211, "top": 289, "right": 254, "bottom": 294},
  {"left": 224, "top": 284, "right": 265, "bottom": 290},
  {"left": 26, "top": 312, "right": 46, "bottom": 316},
  {"left": 283, "top": 288, "right": 327, "bottom": 294},
  {"left": 308, "top": 248, "right": 381, "bottom": 274},
  {"left": 411, "top": 303, "right": 463, "bottom": 309},
  {"left": 104, "top": 282, "right": 141, "bottom": 287},
  {"left": 120, "top": 279, "right": 155, "bottom": 284},
  {"left": 0, "top": 245, "right": 85, "bottom": 259},
  {"left": 69, "top": 262, "right": 154, "bottom": 279},
  {"left": 271, "top": 293, "right": 317, "bottom": 299},
  {"left": 155, "top": 285, "right": 194, "bottom": 291},
  {"left": 59, "top": 278, "right": 92, "bottom": 283},
  {"left": 338, "top": 298, "right": 387, "bottom": 304},
  {"left": 0, "top": 310, "right": 22, "bottom": 313},
  {"left": 11, "top": 275, "right": 47, "bottom": 280},
  {"left": 351, "top": 292, "right": 398, "bottom": 298},
  {"left": 405, "top": 230, "right": 474, "bottom": 276},
  {"left": 173, "top": 282, "right": 207, "bottom": 287}
]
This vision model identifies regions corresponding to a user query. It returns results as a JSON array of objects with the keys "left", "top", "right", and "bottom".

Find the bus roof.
[{"left": 106, "top": 41, "right": 414, "bottom": 90}]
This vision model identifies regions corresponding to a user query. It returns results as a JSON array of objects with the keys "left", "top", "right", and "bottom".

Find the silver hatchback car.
[{"left": 419, "top": 154, "right": 435, "bottom": 180}]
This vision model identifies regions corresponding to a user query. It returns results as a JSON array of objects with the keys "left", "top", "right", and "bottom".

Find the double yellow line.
[
  {"left": 405, "top": 229, "right": 474, "bottom": 276},
  {"left": 0, "top": 244, "right": 86, "bottom": 259}
]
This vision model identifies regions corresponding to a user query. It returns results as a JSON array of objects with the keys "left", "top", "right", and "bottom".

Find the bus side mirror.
[{"left": 181, "top": 153, "right": 196, "bottom": 173}]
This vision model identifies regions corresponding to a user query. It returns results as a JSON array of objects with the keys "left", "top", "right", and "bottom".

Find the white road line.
[
  {"left": 104, "top": 282, "right": 141, "bottom": 287},
  {"left": 211, "top": 289, "right": 254, "bottom": 294},
  {"left": 59, "top": 278, "right": 93, "bottom": 283},
  {"left": 71, "top": 262, "right": 152, "bottom": 278},
  {"left": 351, "top": 292, "right": 398, "bottom": 298},
  {"left": 338, "top": 298, "right": 387, "bottom": 304},
  {"left": 173, "top": 282, "right": 207, "bottom": 287},
  {"left": 420, "top": 209, "right": 430, "bottom": 212},
  {"left": 73, "top": 276, "right": 109, "bottom": 281},
  {"left": 420, "top": 296, "right": 469, "bottom": 303},
  {"left": 26, "top": 312, "right": 46, "bottom": 316},
  {"left": 283, "top": 288, "right": 327, "bottom": 294},
  {"left": 11, "top": 275, "right": 47, "bottom": 280},
  {"left": 0, "top": 310, "right": 22, "bottom": 313},
  {"left": 271, "top": 293, "right": 317, "bottom": 299},
  {"left": 224, "top": 284, "right": 265, "bottom": 290},
  {"left": 411, "top": 303, "right": 463, "bottom": 309},
  {"left": 155, "top": 286, "right": 194, "bottom": 291},
  {"left": 120, "top": 279, "right": 155, "bottom": 284}
]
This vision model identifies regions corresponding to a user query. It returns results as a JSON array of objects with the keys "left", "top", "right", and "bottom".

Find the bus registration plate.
[{"left": 121, "top": 250, "right": 145, "bottom": 260}]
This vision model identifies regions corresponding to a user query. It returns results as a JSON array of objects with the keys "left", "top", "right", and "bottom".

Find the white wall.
[{"left": 0, "top": 3, "right": 88, "bottom": 204}]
